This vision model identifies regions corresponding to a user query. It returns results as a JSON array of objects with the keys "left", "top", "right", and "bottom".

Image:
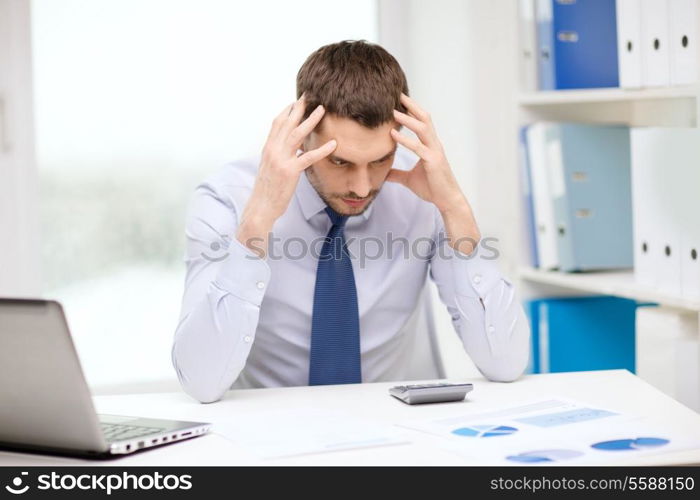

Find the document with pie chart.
[{"left": 399, "top": 398, "right": 700, "bottom": 464}]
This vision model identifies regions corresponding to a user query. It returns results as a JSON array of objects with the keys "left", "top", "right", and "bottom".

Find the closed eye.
[
  {"left": 372, "top": 155, "right": 394, "bottom": 166},
  {"left": 328, "top": 152, "right": 395, "bottom": 167}
]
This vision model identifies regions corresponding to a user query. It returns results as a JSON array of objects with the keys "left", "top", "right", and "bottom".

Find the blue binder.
[
  {"left": 518, "top": 125, "right": 539, "bottom": 268},
  {"left": 547, "top": 123, "right": 633, "bottom": 272},
  {"left": 526, "top": 296, "right": 638, "bottom": 374},
  {"left": 536, "top": 0, "right": 620, "bottom": 90}
]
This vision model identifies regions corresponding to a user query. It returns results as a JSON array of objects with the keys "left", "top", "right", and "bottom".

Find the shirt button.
[
  {"left": 488, "top": 325, "right": 495, "bottom": 334},
  {"left": 244, "top": 336, "right": 252, "bottom": 343},
  {"left": 256, "top": 281, "right": 265, "bottom": 290},
  {"left": 473, "top": 274, "right": 482, "bottom": 285}
]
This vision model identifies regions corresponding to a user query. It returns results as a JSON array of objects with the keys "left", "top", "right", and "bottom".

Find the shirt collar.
[{"left": 295, "top": 170, "right": 373, "bottom": 222}]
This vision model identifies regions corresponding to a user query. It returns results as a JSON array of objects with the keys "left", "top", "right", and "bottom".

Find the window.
[{"left": 32, "top": 0, "right": 378, "bottom": 392}]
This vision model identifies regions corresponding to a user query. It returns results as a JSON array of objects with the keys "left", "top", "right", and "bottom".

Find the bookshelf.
[
  {"left": 519, "top": 267, "right": 700, "bottom": 312},
  {"left": 517, "top": 86, "right": 699, "bottom": 128},
  {"left": 516, "top": 78, "right": 700, "bottom": 312},
  {"left": 514, "top": 3, "right": 700, "bottom": 325},
  {"left": 518, "top": 84, "right": 700, "bottom": 106}
]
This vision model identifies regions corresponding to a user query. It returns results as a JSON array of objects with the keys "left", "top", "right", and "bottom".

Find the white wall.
[
  {"left": 379, "top": 0, "right": 520, "bottom": 378},
  {"left": 0, "top": 0, "right": 41, "bottom": 297}
]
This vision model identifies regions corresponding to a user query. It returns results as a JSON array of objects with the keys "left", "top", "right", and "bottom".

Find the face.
[{"left": 302, "top": 114, "right": 398, "bottom": 216}]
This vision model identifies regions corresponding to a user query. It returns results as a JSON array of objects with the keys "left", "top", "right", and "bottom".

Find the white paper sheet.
[{"left": 212, "top": 409, "right": 410, "bottom": 459}]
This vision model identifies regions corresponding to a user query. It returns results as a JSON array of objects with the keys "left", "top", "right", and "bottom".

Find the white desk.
[{"left": 1, "top": 370, "right": 699, "bottom": 466}]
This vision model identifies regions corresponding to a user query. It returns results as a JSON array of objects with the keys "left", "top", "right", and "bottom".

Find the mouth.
[{"left": 341, "top": 197, "right": 369, "bottom": 209}]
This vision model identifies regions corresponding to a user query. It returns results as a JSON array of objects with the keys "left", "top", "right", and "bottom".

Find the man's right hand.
[{"left": 236, "top": 95, "right": 337, "bottom": 257}]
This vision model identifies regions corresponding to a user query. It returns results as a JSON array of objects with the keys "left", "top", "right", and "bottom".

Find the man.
[{"left": 172, "top": 40, "right": 530, "bottom": 403}]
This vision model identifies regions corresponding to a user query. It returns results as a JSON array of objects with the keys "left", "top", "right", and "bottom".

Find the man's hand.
[
  {"left": 387, "top": 93, "right": 481, "bottom": 255},
  {"left": 237, "top": 95, "right": 337, "bottom": 257}
]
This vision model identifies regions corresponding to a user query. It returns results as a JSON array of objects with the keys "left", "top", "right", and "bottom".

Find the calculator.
[{"left": 389, "top": 382, "right": 474, "bottom": 405}]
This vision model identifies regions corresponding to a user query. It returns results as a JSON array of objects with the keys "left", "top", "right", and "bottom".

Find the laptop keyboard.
[{"left": 100, "top": 423, "right": 165, "bottom": 442}]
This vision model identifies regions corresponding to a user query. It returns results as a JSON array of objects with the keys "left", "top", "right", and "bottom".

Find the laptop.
[{"left": 0, "top": 298, "right": 211, "bottom": 458}]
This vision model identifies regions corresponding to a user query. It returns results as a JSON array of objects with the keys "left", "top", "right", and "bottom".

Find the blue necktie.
[{"left": 308, "top": 206, "right": 362, "bottom": 385}]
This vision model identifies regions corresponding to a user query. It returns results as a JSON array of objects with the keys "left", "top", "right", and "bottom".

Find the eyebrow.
[{"left": 329, "top": 147, "right": 397, "bottom": 166}]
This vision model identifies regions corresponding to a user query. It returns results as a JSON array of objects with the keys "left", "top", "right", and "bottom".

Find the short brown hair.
[{"left": 296, "top": 40, "right": 409, "bottom": 129}]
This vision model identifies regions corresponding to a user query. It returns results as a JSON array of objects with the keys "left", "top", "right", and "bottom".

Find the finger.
[
  {"left": 385, "top": 168, "right": 409, "bottom": 186},
  {"left": 390, "top": 128, "right": 431, "bottom": 160},
  {"left": 294, "top": 139, "right": 337, "bottom": 170},
  {"left": 267, "top": 102, "right": 294, "bottom": 142},
  {"left": 393, "top": 109, "right": 438, "bottom": 148},
  {"left": 279, "top": 94, "right": 308, "bottom": 138},
  {"left": 286, "top": 104, "right": 325, "bottom": 148},
  {"left": 400, "top": 93, "right": 430, "bottom": 122}
]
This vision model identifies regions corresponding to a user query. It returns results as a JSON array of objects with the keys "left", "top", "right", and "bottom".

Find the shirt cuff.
[
  {"left": 445, "top": 241, "right": 506, "bottom": 299},
  {"left": 215, "top": 237, "right": 271, "bottom": 306}
]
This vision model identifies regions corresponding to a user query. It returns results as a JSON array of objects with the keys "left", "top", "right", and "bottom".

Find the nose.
[{"left": 347, "top": 167, "right": 372, "bottom": 198}]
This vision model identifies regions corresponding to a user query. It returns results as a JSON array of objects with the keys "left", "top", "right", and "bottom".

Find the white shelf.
[
  {"left": 519, "top": 267, "right": 700, "bottom": 311},
  {"left": 518, "top": 85, "right": 700, "bottom": 106}
]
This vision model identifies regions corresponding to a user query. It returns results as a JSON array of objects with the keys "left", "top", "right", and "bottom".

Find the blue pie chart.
[
  {"left": 591, "top": 437, "right": 670, "bottom": 451},
  {"left": 451, "top": 424, "right": 518, "bottom": 438},
  {"left": 506, "top": 449, "right": 584, "bottom": 463}
]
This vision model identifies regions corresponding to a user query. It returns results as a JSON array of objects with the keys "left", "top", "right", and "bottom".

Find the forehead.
[{"left": 314, "top": 114, "right": 396, "bottom": 159}]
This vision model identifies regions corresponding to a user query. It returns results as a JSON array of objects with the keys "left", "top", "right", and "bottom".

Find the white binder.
[
  {"left": 657, "top": 128, "right": 699, "bottom": 299},
  {"left": 680, "top": 233, "right": 700, "bottom": 300},
  {"left": 631, "top": 128, "right": 697, "bottom": 297},
  {"left": 641, "top": 0, "right": 671, "bottom": 87},
  {"left": 616, "top": 0, "right": 643, "bottom": 88},
  {"left": 630, "top": 129, "right": 660, "bottom": 288},
  {"left": 518, "top": 0, "right": 538, "bottom": 92},
  {"left": 678, "top": 131, "right": 700, "bottom": 300},
  {"left": 526, "top": 123, "right": 559, "bottom": 270},
  {"left": 658, "top": 134, "right": 683, "bottom": 298},
  {"left": 669, "top": 0, "right": 699, "bottom": 85}
]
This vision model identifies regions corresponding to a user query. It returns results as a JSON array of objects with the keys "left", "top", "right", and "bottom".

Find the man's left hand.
[{"left": 387, "top": 93, "right": 481, "bottom": 255}]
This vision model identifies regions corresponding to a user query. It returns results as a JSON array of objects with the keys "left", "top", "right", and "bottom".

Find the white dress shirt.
[{"left": 172, "top": 147, "right": 530, "bottom": 402}]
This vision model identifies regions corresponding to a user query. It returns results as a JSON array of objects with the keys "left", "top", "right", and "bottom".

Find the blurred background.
[
  {"left": 14, "top": 0, "right": 384, "bottom": 393},
  {"left": 3, "top": 0, "right": 506, "bottom": 393},
  {"left": 2, "top": 0, "right": 699, "bottom": 412}
]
